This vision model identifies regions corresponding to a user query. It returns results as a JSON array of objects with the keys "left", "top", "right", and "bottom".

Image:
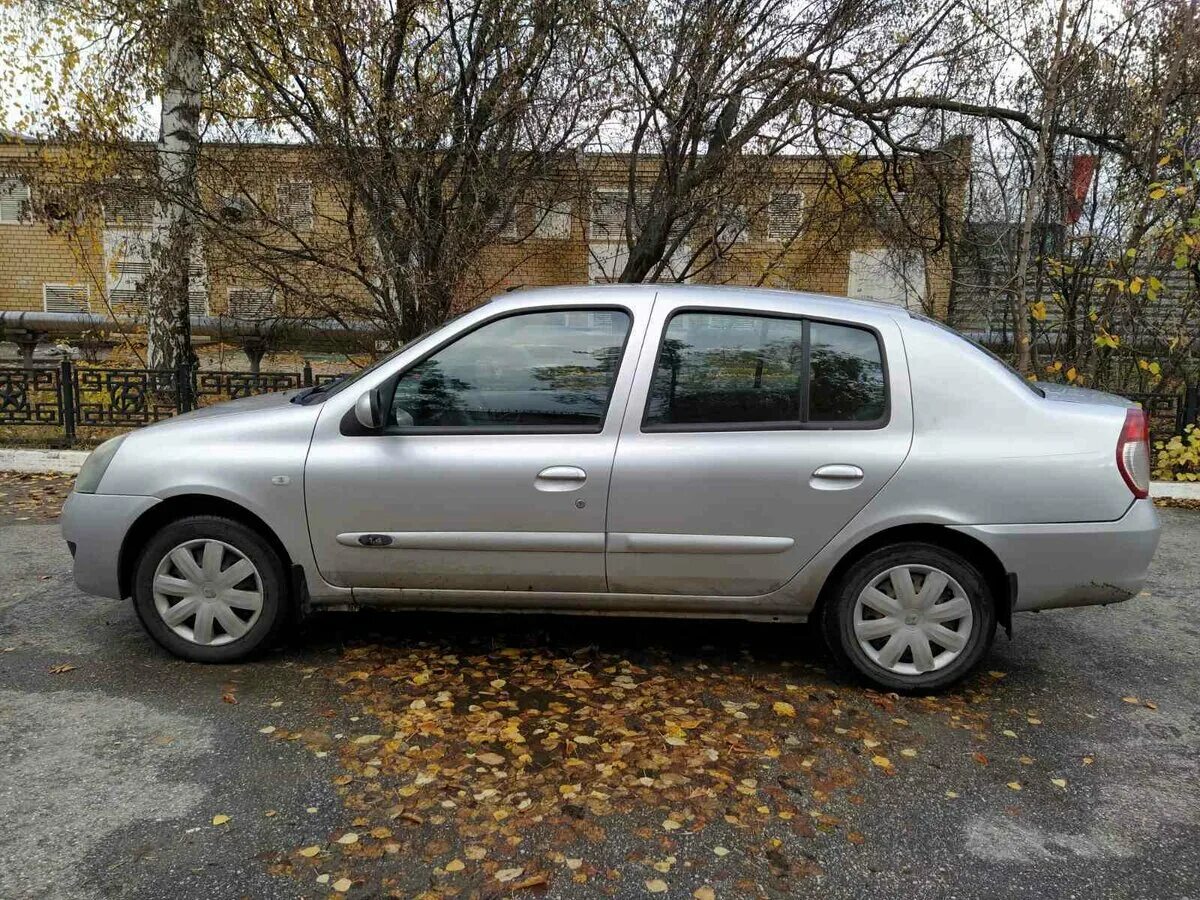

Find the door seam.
[{"left": 603, "top": 290, "right": 658, "bottom": 591}]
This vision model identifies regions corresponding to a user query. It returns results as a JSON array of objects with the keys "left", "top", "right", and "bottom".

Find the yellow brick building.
[{"left": 1, "top": 137, "right": 969, "bottom": 335}]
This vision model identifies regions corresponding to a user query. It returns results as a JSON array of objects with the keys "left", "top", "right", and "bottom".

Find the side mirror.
[{"left": 354, "top": 389, "right": 384, "bottom": 430}]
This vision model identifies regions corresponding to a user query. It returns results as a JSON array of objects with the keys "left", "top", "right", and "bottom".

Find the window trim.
[
  {"left": 639, "top": 305, "right": 891, "bottom": 434},
  {"left": 0, "top": 176, "right": 33, "bottom": 225},
  {"left": 351, "top": 304, "right": 637, "bottom": 437}
]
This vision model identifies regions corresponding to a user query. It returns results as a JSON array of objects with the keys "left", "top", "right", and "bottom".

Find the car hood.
[
  {"left": 1033, "top": 382, "right": 1137, "bottom": 408},
  {"left": 165, "top": 388, "right": 307, "bottom": 422}
]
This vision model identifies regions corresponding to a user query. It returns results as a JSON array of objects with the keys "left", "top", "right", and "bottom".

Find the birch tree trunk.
[{"left": 147, "top": 0, "right": 203, "bottom": 372}]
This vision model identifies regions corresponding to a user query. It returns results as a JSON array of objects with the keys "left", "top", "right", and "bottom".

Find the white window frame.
[
  {"left": 489, "top": 207, "right": 519, "bottom": 241},
  {"left": 103, "top": 229, "right": 208, "bottom": 314},
  {"left": 716, "top": 203, "right": 749, "bottom": 248},
  {"left": 0, "top": 177, "right": 32, "bottom": 224},
  {"left": 847, "top": 248, "right": 927, "bottom": 311},
  {"left": 767, "top": 190, "right": 806, "bottom": 242},
  {"left": 588, "top": 188, "right": 694, "bottom": 284},
  {"left": 102, "top": 189, "right": 155, "bottom": 228},
  {"left": 590, "top": 188, "right": 630, "bottom": 242},
  {"left": 42, "top": 283, "right": 90, "bottom": 313},
  {"left": 533, "top": 200, "right": 572, "bottom": 240}
]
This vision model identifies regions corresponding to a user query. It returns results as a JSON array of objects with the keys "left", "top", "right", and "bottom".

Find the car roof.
[{"left": 496, "top": 283, "right": 913, "bottom": 321}]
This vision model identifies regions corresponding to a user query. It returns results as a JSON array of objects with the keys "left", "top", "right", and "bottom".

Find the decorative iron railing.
[
  {"left": 0, "top": 366, "right": 65, "bottom": 426},
  {"left": 0, "top": 359, "right": 1197, "bottom": 447},
  {"left": 0, "top": 360, "right": 346, "bottom": 445}
]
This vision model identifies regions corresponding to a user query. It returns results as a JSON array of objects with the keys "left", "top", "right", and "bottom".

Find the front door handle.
[
  {"left": 535, "top": 465, "right": 587, "bottom": 492},
  {"left": 811, "top": 464, "right": 864, "bottom": 481}
]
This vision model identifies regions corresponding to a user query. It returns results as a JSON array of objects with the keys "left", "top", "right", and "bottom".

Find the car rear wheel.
[
  {"left": 132, "top": 515, "right": 291, "bottom": 662},
  {"left": 822, "top": 542, "right": 996, "bottom": 692}
]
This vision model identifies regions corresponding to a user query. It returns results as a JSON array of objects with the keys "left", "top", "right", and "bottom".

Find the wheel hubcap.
[
  {"left": 852, "top": 564, "right": 973, "bottom": 676},
  {"left": 152, "top": 539, "right": 263, "bottom": 646}
]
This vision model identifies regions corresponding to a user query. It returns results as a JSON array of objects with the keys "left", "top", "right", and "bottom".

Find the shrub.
[{"left": 1153, "top": 425, "right": 1200, "bottom": 482}]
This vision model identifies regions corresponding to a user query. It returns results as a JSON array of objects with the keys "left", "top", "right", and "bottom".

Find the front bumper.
[
  {"left": 953, "top": 498, "right": 1161, "bottom": 612},
  {"left": 61, "top": 491, "right": 160, "bottom": 599}
]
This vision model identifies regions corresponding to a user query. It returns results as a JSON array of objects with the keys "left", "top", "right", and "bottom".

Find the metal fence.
[
  {"left": 0, "top": 360, "right": 345, "bottom": 446},
  {"left": 1, "top": 359, "right": 1197, "bottom": 447}
]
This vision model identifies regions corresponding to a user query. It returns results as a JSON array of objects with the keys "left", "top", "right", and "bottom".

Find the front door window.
[{"left": 390, "top": 309, "right": 631, "bottom": 431}]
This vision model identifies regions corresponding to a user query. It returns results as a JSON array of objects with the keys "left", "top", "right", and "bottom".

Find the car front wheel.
[
  {"left": 132, "top": 515, "right": 291, "bottom": 662},
  {"left": 822, "top": 542, "right": 996, "bottom": 692}
]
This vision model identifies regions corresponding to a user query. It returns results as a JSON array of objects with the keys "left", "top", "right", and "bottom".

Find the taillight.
[{"left": 1116, "top": 407, "right": 1150, "bottom": 499}]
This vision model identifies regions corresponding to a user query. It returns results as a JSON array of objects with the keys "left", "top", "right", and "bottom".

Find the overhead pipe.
[{"left": 0, "top": 310, "right": 380, "bottom": 371}]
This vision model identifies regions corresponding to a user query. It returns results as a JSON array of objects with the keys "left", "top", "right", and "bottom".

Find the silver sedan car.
[{"left": 61, "top": 286, "right": 1160, "bottom": 691}]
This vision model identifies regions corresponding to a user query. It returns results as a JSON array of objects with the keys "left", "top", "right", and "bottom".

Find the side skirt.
[{"left": 339, "top": 587, "right": 806, "bottom": 623}]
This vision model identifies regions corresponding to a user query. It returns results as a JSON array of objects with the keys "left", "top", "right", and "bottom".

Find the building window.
[
  {"left": 489, "top": 207, "right": 519, "bottom": 241},
  {"left": 103, "top": 185, "right": 155, "bottom": 228},
  {"left": 103, "top": 230, "right": 207, "bottom": 314},
  {"left": 767, "top": 191, "right": 805, "bottom": 242},
  {"left": 0, "top": 177, "right": 32, "bottom": 224},
  {"left": 42, "top": 283, "right": 89, "bottom": 313},
  {"left": 716, "top": 204, "right": 749, "bottom": 248},
  {"left": 227, "top": 286, "right": 277, "bottom": 319},
  {"left": 533, "top": 200, "right": 571, "bottom": 240},
  {"left": 847, "top": 248, "right": 926, "bottom": 311},
  {"left": 589, "top": 189, "right": 629, "bottom": 242},
  {"left": 276, "top": 181, "right": 313, "bottom": 231},
  {"left": 588, "top": 188, "right": 690, "bottom": 284}
]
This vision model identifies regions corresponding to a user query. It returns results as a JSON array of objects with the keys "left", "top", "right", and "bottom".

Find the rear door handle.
[
  {"left": 535, "top": 465, "right": 587, "bottom": 492},
  {"left": 811, "top": 464, "right": 864, "bottom": 481}
]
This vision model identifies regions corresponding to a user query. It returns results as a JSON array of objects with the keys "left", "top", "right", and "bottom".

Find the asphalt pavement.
[{"left": 0, "top": 501, "right": 1197, "bottom": 900}]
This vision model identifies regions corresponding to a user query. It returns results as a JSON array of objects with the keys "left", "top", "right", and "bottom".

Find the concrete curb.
[
  {"left": 0, "top": 448, "right": 91, "bottom": 474},
  {"left": 2, "top": 445, "right": 1199, "bottom": 501}
]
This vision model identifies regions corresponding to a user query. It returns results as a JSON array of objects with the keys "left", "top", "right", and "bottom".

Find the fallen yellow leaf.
[
  {"left": 495, "top": 867, "right": 525, "bottom": 883},
  {"left": 694, "top": 887, "right": 716, "bottom": 900},
  {"left": 1007, "top": 781, "right": 1022, "bottom": 791},
  {"left": 336, "top": 832, "right": 359, "bottom": 845},
  {"left": 871, "top": 755, "right": 892, "bottom": 769},
  {"left": 211, "top": 814, "right": 230, "bottom": 826},
  {"left": 444, "top": 859, "right": 465, "bottom": 872},
  {"left": 1051, "top": 778, "right": 1067, "bottom": 788},
  {"left": 646, "top": 879, "right": 669, "bottom": 894},
  {"left": 331, "top": 878, "right": 352, "bottom": 892},
  {"left": 772, "top": 701, "right": 796, "bottom": 718},
  {"left": 298, "top": 845, "right": 321, "bottom": 858}
]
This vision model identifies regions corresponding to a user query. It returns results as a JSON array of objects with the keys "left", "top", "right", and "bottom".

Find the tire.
[
  {"left": 132, "top": 515, "right": 292, "bottom": 663},
  {"left": 821, "top": 542, "right": 996, "bottom": 692}
]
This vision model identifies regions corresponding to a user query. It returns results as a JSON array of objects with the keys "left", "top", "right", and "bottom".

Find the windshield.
[{"left": 912, "top": 314, "right": 1045, "bottom": 398}]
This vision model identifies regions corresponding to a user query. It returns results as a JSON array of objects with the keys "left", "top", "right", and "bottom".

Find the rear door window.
[{"left": 643, "top": 310, "right": 887, "bottom": 429}]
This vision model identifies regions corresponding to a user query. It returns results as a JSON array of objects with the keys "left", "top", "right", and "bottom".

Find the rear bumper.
[
  {"left": 60, "top": 491, "right": 160, "bottom": 599},
  {"left": 952, "top": 499, "right": 1160, "bottom": 612}
]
